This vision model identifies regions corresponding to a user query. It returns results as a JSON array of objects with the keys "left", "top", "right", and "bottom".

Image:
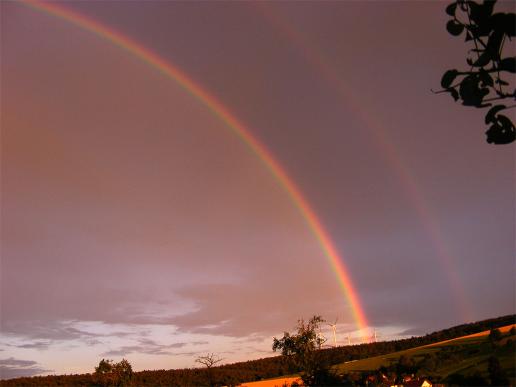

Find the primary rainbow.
[{"left": 20, "top": 0, "right": 370, "bottom": 336}]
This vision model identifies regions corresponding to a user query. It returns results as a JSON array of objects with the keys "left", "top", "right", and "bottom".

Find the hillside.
[
  {"left": 333, "top": 324, "right": 515, "bottom": 385},
  {"left": 1, "top": 315, "right": 514, "bottom": 386}
]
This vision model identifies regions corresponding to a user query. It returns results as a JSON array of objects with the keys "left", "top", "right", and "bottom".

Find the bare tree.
[
  {"left": 195, "top": 352, "right": 224, "bottom": 368},
  {"left": 195, "top": 353, "right": 224, "bottom": 387}
]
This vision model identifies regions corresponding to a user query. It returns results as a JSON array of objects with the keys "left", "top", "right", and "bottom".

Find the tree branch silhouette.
[{"left": 435, "top": 0, "right": 515, "bottom": 144}]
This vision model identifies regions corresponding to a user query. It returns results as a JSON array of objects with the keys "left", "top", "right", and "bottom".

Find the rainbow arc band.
[
  {"left": 254, "top": 2, "right": 472, "bottom": 322},
  {"left": 19, "top": 0, "right": 369, "bottom": 338}
]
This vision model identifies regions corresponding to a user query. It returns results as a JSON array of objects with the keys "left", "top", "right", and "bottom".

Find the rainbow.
[
  {"left": 255, "top": 2, "right": 472, "bottom": 321},
  {"left": 19, "top": 1, "right": 370, "bottom": 336}
]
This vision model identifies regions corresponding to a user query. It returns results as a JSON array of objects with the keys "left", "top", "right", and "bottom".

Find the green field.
[{"left": 332, "top": 325, "right": 515, "bottom": 383}]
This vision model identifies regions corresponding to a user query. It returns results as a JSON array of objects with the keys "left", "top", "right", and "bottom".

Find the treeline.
[
  {"left": 2, "top": 314, "right": 514, "bottom": 386},
  {"left": 0, "top": 356, "right": 291, "bottom": 387}
]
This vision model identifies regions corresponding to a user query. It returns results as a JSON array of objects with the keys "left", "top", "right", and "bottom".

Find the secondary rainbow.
[
  {"left": 20, "top": 0, "right": 370, "bottom": 336},
  {"left": 255, "top": 2, "right": 472, "bottom": 321}
]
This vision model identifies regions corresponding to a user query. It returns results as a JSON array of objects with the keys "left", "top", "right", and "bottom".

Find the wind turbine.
[
  {"left": 373, "top": 328, "right": 381, "bottom": 343},
  {"left": 316, "top": 325, "right": 326, "bottom": 349},
  {"left": 370, "top": 328, "right": 380, "bottom": 343},
  {"left": 328, "top": 318, "right": 338, "bottom": 348}
]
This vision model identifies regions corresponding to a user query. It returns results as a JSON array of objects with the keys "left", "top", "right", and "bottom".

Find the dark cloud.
[
  {"left": 84, "top": 338, "right": 105, "bottom": 346},
  {"left": 2, "top": 320, "right": 105, "bottom": 342},
  {"left": 192, "top": 341, "right": 209, "bottom": 345},
  {"left": 0, "top": 358, "right": 52, "bottom": 380},
  {"left": 101, "top": 339, "right": 190, "bottom": 357},
  {"left": 101, "top": 348, "right": 140, "bottom": 357},
  {"left": 0, "top": 358, "right": 37, "bottom": 367},
  {"left": 11, "top": 341, "right": 51, "bottom": 350},
  {"left": 1, "top": 320, "right": 139, "bottom": 345},
  {"left": 174, "top": 351, "right": 204, "bottom": 357},
  {"left": 397, "top": 327, "right": 426, "bottom": 337},
  {"left": 170, "top": 343, "right": 188, "bottom": 349},
  {"left": 1, "top": 321, "right": 101, "bottom": 341}
]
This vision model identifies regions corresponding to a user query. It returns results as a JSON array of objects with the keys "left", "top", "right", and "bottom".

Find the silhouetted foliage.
[
  {"left": 93, "top": 358, "right": 133, "bottom": 387},
  {"left": 95, "top": 359, "right": 114, "bottom": 374},
  {"left": 435, "top": 0, "right": 515, "bottom": 144},
  {"left": 487, "top": 356, "right": 509, "bottom": 386},
  {"left": 447, "top": 371, "right": 489, "bottom": 386},
  {"left": 272, "top": 315, "right": 334, "bottom": 386},
  {"left": 488, "top": 327, "right": 502, "bottom": 341}
]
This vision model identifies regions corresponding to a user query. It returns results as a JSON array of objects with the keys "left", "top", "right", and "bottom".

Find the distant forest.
[{"left": 2, "top": 314, "right": 514, "bottom": 387}]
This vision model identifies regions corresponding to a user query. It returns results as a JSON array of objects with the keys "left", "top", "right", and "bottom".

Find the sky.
[{"left": 1, "top": 0, "right": 514, "bottom": 379}]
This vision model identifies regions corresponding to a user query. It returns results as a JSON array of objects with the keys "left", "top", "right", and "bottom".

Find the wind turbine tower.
[
  {"left": 328, "top": 319, "right": 338, "bottom": 348},
  {"left": 371, "top": 328, "right": 379, "bottom": 343},
  {"left": 316, "top": 325, "right": 325, "bottom": 349}
]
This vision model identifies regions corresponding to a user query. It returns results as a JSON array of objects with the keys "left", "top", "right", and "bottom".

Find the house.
[
  {"left": 403, "top": 378, "right": 432, "bottom": 387},
  {"left": 388, "top": 378, "right": 432, "bottom": 387}
]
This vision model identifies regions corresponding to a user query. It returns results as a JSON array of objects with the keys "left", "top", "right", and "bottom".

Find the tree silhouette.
[
  {"left": 487, "top": 356, "right": 509, "bottom": 385},
  {"left": 272, "top": 316, "right": 340, "bottom": 386},
  {"left": 94, "top": 358, "right": 133, "bottom": 387},
  {"left": 195, "top": 353, "right": 223, "bottom": 386},
  {"left": 95, "top": 359, "right": 114, "bottom": 374},
  {"left": 488, "top": 327, "right": 502, "bottom": 342},
  {"left": 435, "top": 0, "right": 515, "bottom": 144}
]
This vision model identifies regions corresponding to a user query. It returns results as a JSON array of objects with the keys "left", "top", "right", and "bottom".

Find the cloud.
[
  {"left": 0, "top": 357, "right": 52, "bottom": 380},
  {"left": 0, "top": 358, "right": 37, "bottom": 367},
  {"left": 192, "top": 341, "right": 209, "bottom": 345},
  {"left": 169, "top": 282, "right": 347, "bottom": 337},
  {"left": 101, "top": 338, "right": 190, "bottom": 357},
  {"left": 397, "top": 327, "right": 426, "bottom": 337},
  {"left": 1, "top": 320, "right": 104, "bottom": 342},
  {"left": 0, "top": 320, "right": 141, "bottom": 347},
  {"left": 174, "top": 351, "right": 204, "bottom": 357},
  {"left": 11, "top": 341, "right": 51, "bottom": 350}
]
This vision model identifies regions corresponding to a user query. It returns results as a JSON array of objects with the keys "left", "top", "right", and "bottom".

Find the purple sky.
[{"left": 1, "top": 0, "right": 514, "bottom": 378}]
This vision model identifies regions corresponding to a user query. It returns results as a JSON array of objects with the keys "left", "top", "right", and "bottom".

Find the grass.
[{"left": 332, "top": 324, "right": 515, "bottom": 382}]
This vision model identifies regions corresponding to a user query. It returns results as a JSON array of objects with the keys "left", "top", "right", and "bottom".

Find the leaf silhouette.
[
  {"left": 479, "top": 69, "right": 494, "bottom": 87},
  {"left": 486, "top": 114, "right": 515, "bottom": 144},
  {"left": 459, "top": 74, "right": 489, "bottom": 106},
  {"left": 500, "top": 13, "right": 516, "bottom": 36},
  {"left": 499, "top": 57, "right": 516, "bottom": 73},
  {"left": 485, "top": 28, "right": 504, "bottom": 59},
  {"left": 485, "top": 104, "right": 506, "bottom": 124},
  {"left": 441, "top": 70, "right": 459, "bottom": 88},
  {"left": 447, "top": 20, "right": 464, "bottom": 36},
  {"left": 448, "top": 87, "right": 460, "bottom": 101},
  {"left": 445, "top": 2, "right": 457, "bottom": 16},
  {"left": 482, "top": 0, "right": 496, "bottom": 18},
  {"left": 473, "top": 51, "right": 491, "bottom": 67}
]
